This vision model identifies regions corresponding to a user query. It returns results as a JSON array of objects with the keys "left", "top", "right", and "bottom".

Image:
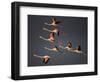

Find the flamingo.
[
  {"left": 59, "top": 41, "right": 73, "bottom": 50},
  {"left": 44, "top": 46, "right": 63, "bottom": 54},
  {"left": 33, "top": 54, "right": 51, "bottom": 64},
  {"left": 39, "top": 32, "right": 55, "bottom": 43},
  {"left": 44, "top": 46, "right": 60, "bottom": 52},
  {"left": 45, "top": 18, "right": 61, "bottom": 27},
  {"left": 43, "top": 27, "right": 59, "bottom": 36}
]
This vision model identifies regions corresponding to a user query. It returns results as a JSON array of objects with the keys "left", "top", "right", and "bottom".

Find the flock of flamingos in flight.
[{"left": 33, "top": 18, "right": 86, "bottom": 64}]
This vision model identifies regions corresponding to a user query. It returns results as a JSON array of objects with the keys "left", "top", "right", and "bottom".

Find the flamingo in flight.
[
  {"left": 59, "top": 41, "right": 73, "bottom": 50},
  {"left": 45, "top": 18, "right": 61, "bottom": 27},
  {"left": 33, "top": 54, "right": 51, "bottom": 64},
  {"left": 44, "top": 46, "right": 60, "bottom": 52},
  {"left": 44, "top": 46, "right": 63, "bottom": 54},
  {"left": 39, "top": 32, "right": 55, "bottom": 43},
  {"left": 43, "top": 27, "right": 59, "bottom": 36}
]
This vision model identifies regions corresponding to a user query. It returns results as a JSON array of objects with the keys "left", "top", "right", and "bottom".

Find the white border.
[{"left": 20, "top": 6, "right": 95, "bottom": 76}]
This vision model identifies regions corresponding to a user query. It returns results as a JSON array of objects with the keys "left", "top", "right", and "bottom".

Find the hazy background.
[{"left": 28, "top": 15, "right": 88, "bottom": 66}]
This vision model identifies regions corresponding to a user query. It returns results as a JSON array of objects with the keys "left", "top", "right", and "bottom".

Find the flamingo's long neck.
[{"left": 33, "top": 54, "right": 42, "bottom": 58}]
